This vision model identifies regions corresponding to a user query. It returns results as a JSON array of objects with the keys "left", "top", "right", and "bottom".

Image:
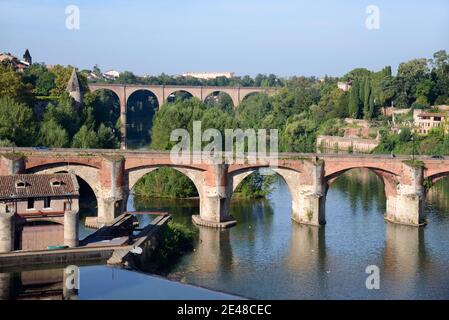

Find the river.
[
  {"left": 2, "top": 169, "right": 449, "bottom": 299},
  {"left": 132, "top": 169, "right": 449, "bottom": 299}
]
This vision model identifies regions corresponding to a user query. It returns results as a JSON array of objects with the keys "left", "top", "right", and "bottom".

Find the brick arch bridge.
[
  {"left": 88, "top": 83, "right": 276, "bottom": 150},
  {"left": 1, "top": 148, "right": 448, "bottom": 228}
]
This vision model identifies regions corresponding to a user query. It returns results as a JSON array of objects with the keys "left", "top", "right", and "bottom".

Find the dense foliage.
[
  {"left": 0, "top": 63, "right": 119, "bottom": 148},
  {"left": 134, "top": 167, "right": 199, "bottom": 198},
  {"left": 374, "top": 126, "right": 449, "bottom": 156}
]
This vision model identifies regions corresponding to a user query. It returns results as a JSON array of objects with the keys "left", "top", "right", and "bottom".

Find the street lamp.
[{"left": 411, "top": 133, "right": 415, "bottom": 162}]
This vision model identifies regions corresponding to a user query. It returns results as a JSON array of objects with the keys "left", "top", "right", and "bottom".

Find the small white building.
[
  {"left": 182, "top": 72, "right": 235, "bottom": 80},
  {"left": 103, "top": 70, "right": 120, "bottom": 80},
  {"left": 337, "top": 81, "right": 352, "bottom": 92}
]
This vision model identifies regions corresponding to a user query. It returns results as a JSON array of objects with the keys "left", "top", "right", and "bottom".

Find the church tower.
[
  {"left": 66, "top": 67, "right": 83, "bottom": 107},
  {"left": 22, "top": 49, "right": 32, "bottom": 65}
]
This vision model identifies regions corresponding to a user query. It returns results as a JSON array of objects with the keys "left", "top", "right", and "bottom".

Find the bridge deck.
[{"left": 1, "top": 146, "right": 447, "bottom": 160}]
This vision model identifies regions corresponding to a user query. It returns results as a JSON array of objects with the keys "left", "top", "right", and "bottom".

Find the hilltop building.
[
  {"left": 0, "top": 49, "right": 32, "bottom": 72},
  {"left": 22, "top": 49, "right": 32, "bottom": 65},
  {"left": 413, "top": 109, "right": 448, "bottom": 134},
  {"left": 337, "top": 79, "right": 352, "bottom": 92},
  {"left": 182, "top": 71, "right": 235, "bottom": 80},
  {"left": 103, "top": 70, "right": 120, "bottom": 80}
]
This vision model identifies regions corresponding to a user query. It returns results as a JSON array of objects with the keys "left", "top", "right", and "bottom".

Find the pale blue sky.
[{"left": 0, "top": 0, "right": 448, "bottom": 77}]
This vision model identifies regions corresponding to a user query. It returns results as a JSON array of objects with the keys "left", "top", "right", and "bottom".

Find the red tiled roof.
[{"left": 0, "top": 174, "right": 79, "bottom": 200}]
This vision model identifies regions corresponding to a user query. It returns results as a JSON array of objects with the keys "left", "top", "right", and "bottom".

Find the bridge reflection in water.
[
  {"left": 0, "top": 267, "right": 78, "bottom": 300},
  {"left": 129, "top": 169, "right": 449, "bottom": 299}
]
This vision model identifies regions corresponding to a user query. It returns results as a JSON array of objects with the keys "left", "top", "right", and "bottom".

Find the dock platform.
[{"left": 0, "top": 213, "right": 170, "bottom": 269}]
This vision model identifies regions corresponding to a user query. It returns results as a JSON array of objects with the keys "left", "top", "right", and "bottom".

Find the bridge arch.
[
  {"left": 125, "top": 89, "right": 159, "bottom": 147},
  {"left": 127, "top": 165, "right": 205, "bottom": 194},
  {"left": 240, "top": 91, "right": 265, "bottom": 103},
  {"left": 88, "top": 89, "right": 121, "bottom": 139},
  {"left": 166, "top": 90, "right": 195, "bottom": 104},
  {"left": 325, "top": 166, "right": 398, "bottom": 198},
  {"left": 202, "top": 88, "right": 239, "bottom": 107},
  {"left": 89, "top": 86, "right": 124, "bottom": 105},
  {"left": 229, "top": 166, "right": 303, "bottom": 198},
  {"left": 126, "top": 165, "right": 205, "bottom": 215},
  {"left": 203, "top": 91, "right": 234, "bottom": 110},
  {"left": 426, "top": 171, "right": 449, "bottom": 185}
]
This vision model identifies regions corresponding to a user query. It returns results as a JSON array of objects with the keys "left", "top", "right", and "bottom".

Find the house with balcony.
[{"left": 413, "top": 109, "right": 448, "bottom": 134}]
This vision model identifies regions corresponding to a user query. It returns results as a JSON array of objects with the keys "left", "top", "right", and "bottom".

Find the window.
[
  {"left": 27, "top": 198, "right": 34, "bottom": 209},
  {"left": 16, "top": 181, "right": 26, "bottom": 188},
  {"left": 44, "top": 197, "right": 51, "bottom": 209},
  {"left": 51, "top": 180, "right": 62, "bottom": 187}
]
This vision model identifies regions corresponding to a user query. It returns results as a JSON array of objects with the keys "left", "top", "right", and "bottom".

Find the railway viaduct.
[{"left": 88, "top": 83, "right": 276, "bottom": 150}]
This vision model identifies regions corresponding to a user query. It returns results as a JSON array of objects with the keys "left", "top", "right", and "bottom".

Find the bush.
[
  {"left": 234, "top": 171, "right": 275, "bottom": 198},
  {"left": 152, "top": 220, "right": 198, "bottom": 270},
  {"left": 134, "top": 167, "right": 198, "bottom": 198}
]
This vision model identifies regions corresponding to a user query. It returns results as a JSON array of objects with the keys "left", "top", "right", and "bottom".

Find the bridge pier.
[
  {"left": 120, "top": 100, "right": 127, "bottom": 150},
  {"left": 96, "top": 156, "right": 127, "bottom": 226},
  {"left": 193, "top": 164, "right": 236, "bottom": 228},
  {"left": 292, "top": 161, "right": 326, "bottom": 226},
  {"left": 64, "top": 210, "right": 79, "bottom": 248},
  {"left": 0, "top": 154, "right": 24, "bottom": 175},
  {"left": 385, "top": 164, "right": 426, "bottom": 226}
]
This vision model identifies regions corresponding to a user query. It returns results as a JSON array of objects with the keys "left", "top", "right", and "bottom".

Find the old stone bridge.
[
  {"left": 88, "top": 83, "right": 276, "bottom": 149},
  {"left": 1, "top": 148, "right": 448, "bottom": 228}
]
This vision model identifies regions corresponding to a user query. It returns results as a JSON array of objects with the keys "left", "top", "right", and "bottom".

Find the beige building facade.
[{"left": 413, "top": 109, "right": 448, "bottom": 134}]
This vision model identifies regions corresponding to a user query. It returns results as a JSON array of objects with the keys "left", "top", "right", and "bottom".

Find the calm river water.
[
  {"left": 132, "top": 169, "right": 449, "bottom": 299},
  {"left": 2, "top": 169, "right": 448, "bottom": 299}
]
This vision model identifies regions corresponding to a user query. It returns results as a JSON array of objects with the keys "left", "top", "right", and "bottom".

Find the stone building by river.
[{"left": 0, "top": 173, "right": 79, "bottom": 252}]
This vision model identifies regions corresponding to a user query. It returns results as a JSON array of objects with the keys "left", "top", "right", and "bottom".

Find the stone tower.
[
  {"left": 22, "top": 49, "right": 32, "bottom": 65},
  {"left": 66, "top": 67, "right": 83, "bottom": 107}
]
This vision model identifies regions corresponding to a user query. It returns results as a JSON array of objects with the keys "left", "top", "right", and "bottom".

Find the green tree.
[
  {"left": 348, "top": 80, "right": 362, "bottom": 118},
  {"left": 71, "top": 125, "right": 99, "bottom": 148},
  {"left": 23, "top": 63, "right": 55, "bottom": 96},
  {"left": 0, "top": 96, "right": 37, "bottom": 146},
  {"left": 363, "top": 78, "right": 371, "bottom": 119},
  {"left": 97, "top": 123, "right": 119, "bottom": 148},
  {"left": 0, "top": 65, "right": 33, "bottom": 103},
  {"left": 50, "top": 65, "right": 88, "bottom": 97},
  {"left": 39, "top": 119, "right": 69, "bottom": 147},
  {"left": 134, "top": 167, "right": 198, "bottom": 198}
]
